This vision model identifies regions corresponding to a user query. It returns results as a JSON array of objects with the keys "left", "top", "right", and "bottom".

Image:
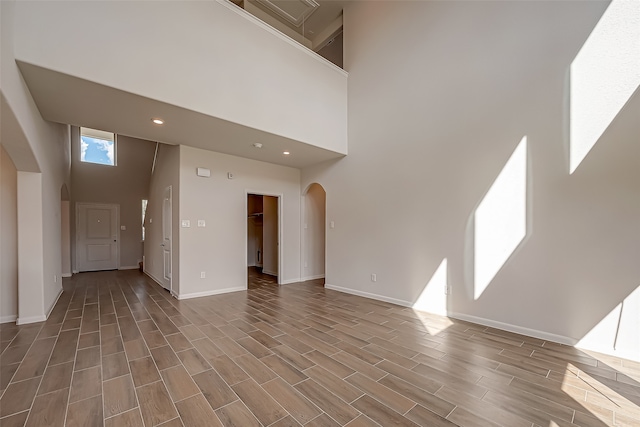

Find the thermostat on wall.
[{"left": 196, "top": 167, "right": 211, "bottom": 177}]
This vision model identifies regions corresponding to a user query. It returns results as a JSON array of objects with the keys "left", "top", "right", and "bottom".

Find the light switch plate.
[
  {"left": 120, "top": 225, "right": 126, "bottom": 231},
  {"left": 197, "top": 220, "right": 206, "bottom": 227},
  {"left": 196, "top": 167, "right": 211, "bottom": 177},
  {"left": 181, "top": 220, "right": 191, "bottom": 228}
]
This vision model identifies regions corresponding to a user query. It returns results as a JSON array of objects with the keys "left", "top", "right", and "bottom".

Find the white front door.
[
  {"left": 77, "top": 203, "right": 119, "bottom": 272},
  {"left": 161, "top": 186, "right": 172, "bottom": 290}
]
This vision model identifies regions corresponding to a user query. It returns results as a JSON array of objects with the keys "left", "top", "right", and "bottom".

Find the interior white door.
[
  {"left": 161, "top": 186, "right": 172, "bottom": 290},
  {"left": 77, "top": 203, "right": 119, "bottom": 272}
]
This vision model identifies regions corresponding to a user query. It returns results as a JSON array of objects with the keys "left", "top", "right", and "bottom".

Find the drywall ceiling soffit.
[
  {"left": 0, "top": 92, "right": 41, "bottom": 173},
  {"left": 17, "top": 61, "right": 345, "bottom": 169}
]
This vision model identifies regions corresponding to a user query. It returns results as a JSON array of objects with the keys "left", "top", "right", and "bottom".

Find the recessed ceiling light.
[
  {"left": 283, "top": 151, "right": 290, "bottom": 155},
  {"left": 152, "top": 118, "right": 164, "bottom": 125}
]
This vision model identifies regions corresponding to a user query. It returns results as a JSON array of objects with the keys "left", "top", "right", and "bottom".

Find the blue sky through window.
[{"left": 81, "top": 135, "right": 115, "bottom": 166}]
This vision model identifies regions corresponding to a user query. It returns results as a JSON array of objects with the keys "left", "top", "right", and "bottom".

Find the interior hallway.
[{"left": 0, "top": 270, "right": 639, "bottom": 426}]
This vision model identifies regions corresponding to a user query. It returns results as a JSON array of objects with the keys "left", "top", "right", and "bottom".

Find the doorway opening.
[
  {"left": 302, "top": 183, "right": 326, "bottom": 285},
  {"left": 247, "top": 193, "right": 279, "bottom": 287}
]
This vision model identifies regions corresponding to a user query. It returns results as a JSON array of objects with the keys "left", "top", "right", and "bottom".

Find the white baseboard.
[
  {"left": 143, "top": 269, "right": 158, "bottom": 282},
  {"left": 275, "top": 275, "right": 324, "bottom": 286},
  {"left": 143, "top": 271, "right": 176, "bottom": 297},
  {"left": 262, "top": 270, "right": 277, "bottom": 277},
  {"left": 15, "top": 287, "right": 63, "bottom": 326},
  {"left": 324, "top": 284, "right": 412, "bottom": 307},
  {"left": 0, "top": 315, "right": 17, "bottom": 324},
  {"left": 177, "top": 286, "right": 246, "bottom": 300},
  {"left": 144, "top": 270, "right": 166, "bottom": 287},
  {"left": 61, "top": 273, "right": 72, "bottom": 278},
  {"left": 447, "top": 311, "right": 576, "bottom": 346},
  {"left": 45, "top": 287, "right": 64, "bottom": 319},
  {"left": 119, "top": 265, "right": 140, "bottom": 271},
  {"left": 17, "top": 314, "right": 47, "bottom": 325},
  {"left": 323, "top": 284, "right": 576, "bottom": 347}
]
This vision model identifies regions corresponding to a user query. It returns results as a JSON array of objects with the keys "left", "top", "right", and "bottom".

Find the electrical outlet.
[
  {"left": 200, "top": 272, "right": 206, "bottom": 279},
  {"left": 371, "top": 274, "right": 377, "bottom": 282},
  {"left": 444, "top": 285, "right": 451, "bottom": 295}
]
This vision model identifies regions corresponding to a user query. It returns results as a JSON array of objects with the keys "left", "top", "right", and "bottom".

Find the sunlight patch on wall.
[
  {"left": 577, "top": 285, "right": 640, "bottom": 362},
  {"left": 474, "top": 137, "right": 527, "bottom": 300},
  {"left": 413, "top": 259, "right": 448, "bottom": 321},
  {"left": 569, "top": 0, "right": 640, "bottom": 174}
]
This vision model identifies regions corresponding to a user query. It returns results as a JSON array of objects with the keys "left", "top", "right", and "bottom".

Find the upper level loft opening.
[{"left": 228, "top": 0, "right": 343, "bottom": 68}]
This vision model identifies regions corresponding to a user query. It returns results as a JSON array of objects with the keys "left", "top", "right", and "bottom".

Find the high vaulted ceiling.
[{"left": 13, "top": 0, "right": 348, "bottom": 170}]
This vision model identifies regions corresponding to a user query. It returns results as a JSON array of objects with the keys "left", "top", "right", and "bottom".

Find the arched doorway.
[{"left": 302, "top": 183, "right": 326, "bottom": 283}]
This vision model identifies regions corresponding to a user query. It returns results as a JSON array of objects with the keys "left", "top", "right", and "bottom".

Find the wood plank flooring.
[{"left": 1, "top": 269, "right": 639, "bottom": 426}]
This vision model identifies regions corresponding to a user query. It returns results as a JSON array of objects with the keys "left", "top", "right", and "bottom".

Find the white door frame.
[
  {"left": 75, "top": 202, "right": 120, "bottom": 272},
  {"left": 245, "top": 190, "right": 283, "bottom": 286},
  {"left": 161, "top": 185, "right": 173, "bottom": 293}
]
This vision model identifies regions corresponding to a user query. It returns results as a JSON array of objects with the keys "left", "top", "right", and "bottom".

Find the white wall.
[
  {"left": 177, "top": 145, "right": 300, "bottom": 298},
  {"left": 1, "top": 0, "right": 71, "bottom": 324},
  {"left": 145, "top": 144, "right": 180, "bottom": 294},
  {"left": 0, "top": 145, "right": 18, "bottom": 323},
  {"left": 303, "top": 1, "right": 640, "bottom": 359},
  {"left": 71, "top": 129, "right": 156, "bottom": 270},
  {"left": 17, "top": 171, "right": 45, "bottom": 321},
  {"left": 303, "top": 183, "right": 326, "bottom": 280},
  {"left": 262, "top": 196, "right": 279, "bottom": 276},
  {"left": 12, "top": 0, "right": 347, "bottom": 154}
]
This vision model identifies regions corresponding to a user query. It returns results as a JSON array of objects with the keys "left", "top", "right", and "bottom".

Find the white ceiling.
[{"left": 18, "top": 61, "right": 345, "bottom": 169}]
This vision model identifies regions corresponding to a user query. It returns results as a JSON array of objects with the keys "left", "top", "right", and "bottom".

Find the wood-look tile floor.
[{"left": 1, "top": 269, "right": 640, "bottom": 427}]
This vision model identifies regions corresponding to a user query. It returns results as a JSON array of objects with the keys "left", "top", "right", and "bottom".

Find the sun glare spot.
[
  {"left": 474, "top": 137, "right": 527, "bottom": 300},
  {"left": 569, "top": 0, "right": 640, "bottom": 174},
  {"left": 577, "top": 285, "right": 640, "bottom": 362},
  {"left": 413, "top": 259, "right": 448, "bottom": 319}
]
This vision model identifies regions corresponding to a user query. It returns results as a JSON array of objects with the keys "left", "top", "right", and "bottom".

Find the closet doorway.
[{"left": 247, "top": 193, "right": 279, "bottom": 285}]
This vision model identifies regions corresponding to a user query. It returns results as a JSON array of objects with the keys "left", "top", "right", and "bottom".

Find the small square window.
[{"left": 80, "top": 127, "right": 116, "bottom": 166}]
